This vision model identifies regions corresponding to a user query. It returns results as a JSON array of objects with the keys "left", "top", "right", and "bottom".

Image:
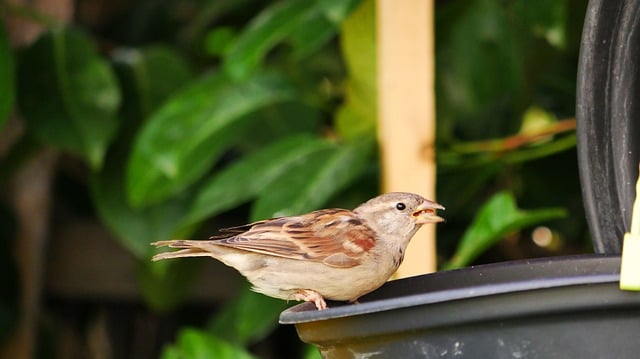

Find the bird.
[{"left": 151, "top": 192, "right": 444, "bottom": 310}]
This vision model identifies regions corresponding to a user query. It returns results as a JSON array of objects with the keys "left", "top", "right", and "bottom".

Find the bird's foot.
[{"left": 292, "top": 289, "right": 327, "bottom": 310}]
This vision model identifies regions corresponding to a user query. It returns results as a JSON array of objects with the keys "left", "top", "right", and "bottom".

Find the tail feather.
[
  {"left": 151, "top": 239, "right": 198, "bottom": 248},
  {"left": 152, "top": 248, "right": 212, "bottom": 261},
  {"left": 151, "top": 240, "right": 214, "bottom": 261}
]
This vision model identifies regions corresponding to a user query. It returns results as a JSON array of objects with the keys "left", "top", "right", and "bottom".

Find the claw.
[{"left": 292, "top": 289, "right": 327, "bottom": 310}]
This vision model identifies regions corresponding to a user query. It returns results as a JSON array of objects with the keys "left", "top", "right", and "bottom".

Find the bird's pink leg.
[{"left": 292, "top": 289, "right": 327, "bottom": 310}]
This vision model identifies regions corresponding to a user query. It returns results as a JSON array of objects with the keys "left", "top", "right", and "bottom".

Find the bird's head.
[{"left": 354, "top": 192, "right": 444, "bottom": 241}]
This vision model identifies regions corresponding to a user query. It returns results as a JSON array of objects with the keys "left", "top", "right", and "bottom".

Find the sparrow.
[{"left": 151, "top": 192, "right": 444, "bottom": 310}]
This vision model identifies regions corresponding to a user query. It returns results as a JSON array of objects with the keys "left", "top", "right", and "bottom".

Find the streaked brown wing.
[
  {"left": 214, "top": 209, "right": 377, "bottom": 268},
  {"left": 209, "top": 219, "right": 271, "bottom": 238}
]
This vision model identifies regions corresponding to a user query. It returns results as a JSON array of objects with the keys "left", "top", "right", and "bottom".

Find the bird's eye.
[{"left": 396, "top": 202, "right": 406, "bottom": 211}]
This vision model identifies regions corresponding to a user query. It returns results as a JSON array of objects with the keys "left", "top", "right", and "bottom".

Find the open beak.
[{"left": 412, "top": 200, "right": 445, "bottom": 224}]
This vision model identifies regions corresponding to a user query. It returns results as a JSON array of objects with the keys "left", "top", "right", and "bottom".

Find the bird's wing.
[{"left": 214, "top": 209, "right": 377, "bottom": 268}]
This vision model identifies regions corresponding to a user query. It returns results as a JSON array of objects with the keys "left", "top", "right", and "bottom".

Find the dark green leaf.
[
  {"left": 233, "top": 102, "right": 322, "bottom": 152},
  {"left": 137, "top": 259, "right": 202, "bottom": 313},
  {"left": 304, "top": 345, "right": 323, "bottom": 359},
  {"left": 208, "top": 284, "right": 289, "bottom": 346},
  {"left": 90, "top": 162, "right": 191, "bottom": 259},
  {"left": 18, "top": 28, "right": 121, "bottom": 168},
  {"left": 514, "top": 0, "right": 567, "bottom": 49},
  {"left": 179, "top": 0, "right": 252, "bottom": 46},
  {"left": 92, "top": 46, "right": 194, "bottom": 259},
  {"left": 95, "top": 167, "right": 196, "bottom": 314},
  {"left": 161, "top": 328, "right": 257, "bottom": 359},
  {"left": 112, "top": 46, "right": 193, "bottom": 124},
  {"left": 336, "top": 0, "right": 376, "bottom": 140},
  {"left": 224, "top": 0, "right": 361, "bottom": 79},
  {"left": 224, "top": 1, "right": 307, "bottom": 79},
  {"left": 183, "top": 135, "right": 334, "bottom": 226},
  {"left": 438, "top": 0, "right": 525, "bottom": 139},
  {"left": 288, "top": 0, "right": 363, "bottom": 59},
  {"left": 204, "top": 27, "right": 236, "bottom": 57},
  {"left": 251, "top": 137, "right": 373, "bottom": 221},
  {"left": 0, "top": 21, "right": 14, "bottom": 128},
  {"left": 443, "top": 191, "right": 566, "bottom": 270},
  {"left": 126, "top": 71, "right": 296, "bottom": 207}
]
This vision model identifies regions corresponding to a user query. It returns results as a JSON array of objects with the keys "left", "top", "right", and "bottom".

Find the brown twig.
[{"left": 452, "top": 118, "right": 577, "bottom": 154}]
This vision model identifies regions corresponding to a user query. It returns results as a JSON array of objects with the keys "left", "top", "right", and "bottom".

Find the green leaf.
[
  {"left": 204, "top": 27, "right": 237, "bottom": 57},
  {"left": 17, "top": 28, "right": 121, "bottom": 168},
  {"left": 126, "top": 71, "right": 295, "bottom": 207},
  {"left": 208, "top": 284, "right": 289, "bottom": 346},
  {"left": 514, "top": 0, "right": 567, "bottom": 49},
  {"left": 223, "top": 1, "right": 307, "bottom": 79},
  {"left": 0, "top": 21, "right": 14, "bottom": 128},
  {"left": 304, "top": 345, "right": 323, "bottom": 359},
  {"left": 443, "top": 191, "right": 566, "bottom": 270},
  {"left": 90, "top": 161, "right": 191, "bottom": 259},
  {"left": 224, "top": 0, "right": 361, "bottom": 79},
  {"left": 287, "top": 0, "right": 362, "bottom": 59},
  {"left": 335, "top": 0, "right": 377, "bottom": 140},
  {"left": 233, "top": 102, "right": 322, "bottom": 152},
  {"left": 112, "top": 46, "right": 193, "bottom": 124},
  {"left": 251, "top": 137, "right": 373, "bottom": 221},
  {"left": 183, "top": 135, "right": 334, "bottom": 226},
  {"left": 161, "top": 328, "right": 257, "bottom": 359}
]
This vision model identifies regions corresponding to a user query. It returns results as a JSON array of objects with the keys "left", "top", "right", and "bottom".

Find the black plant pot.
[
  {"left": 280, "top": 255, "right": 639, "bottom": 358},
  {"left": 280, "top": 1, "right": 640, "bottom": 358},
  {"left": 577, "top": 0, "right": 640, "bottom": 254}
]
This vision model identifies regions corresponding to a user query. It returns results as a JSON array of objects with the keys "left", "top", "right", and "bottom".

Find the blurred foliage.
[
  {"left": 18, "top": 28, "right": 121, "bottom": 169},
  {"left": 160, "top": 328, "right": 257, "bottom": 359},
  {"left": 0, "top": 0, "right": 590, "bottom": 357},
  {"left": 443, "top": 191, "right": 566, "bottom": 270},
  {"left": 0, "top": 203, "right": 18, "bottom": 346},
  {"left": 208, "top": 283, "right": 289, "bottom": 346},
  {"left": 0, "top": 21, "right": 13, "bottom": 128}
]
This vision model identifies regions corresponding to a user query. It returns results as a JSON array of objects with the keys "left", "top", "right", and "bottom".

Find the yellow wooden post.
[{"left": 377, "top": 0, "right": 437, "bottom": 277}]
